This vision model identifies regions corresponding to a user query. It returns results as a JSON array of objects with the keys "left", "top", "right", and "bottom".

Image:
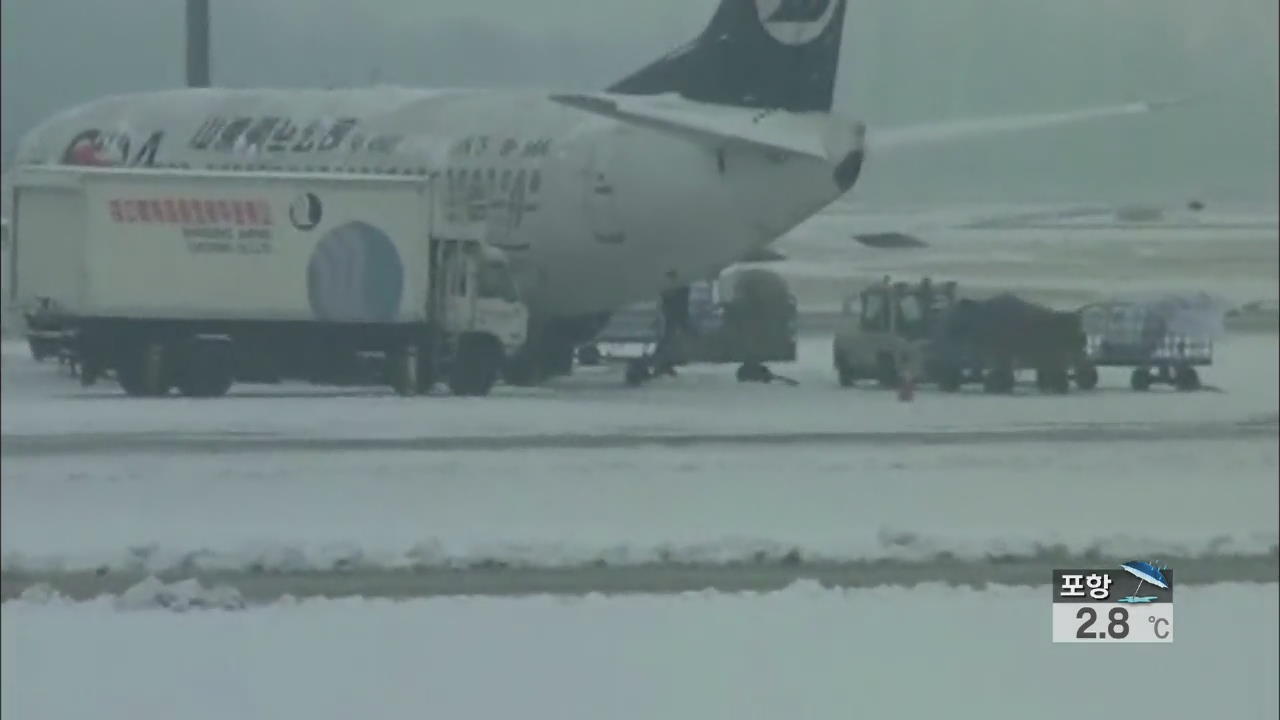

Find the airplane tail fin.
[{"left": 608, "top": 0, "right": 848, "bottom": 113}]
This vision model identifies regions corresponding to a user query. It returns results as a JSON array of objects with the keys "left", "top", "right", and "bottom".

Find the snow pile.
[
  {"left": 16, "top": 583, "right": 69, "bottom": 605},
  {"left": 2, "top": 529, "right": 1275, "bottom": 577},
  {"left": 113, "top": 577, "right": 245, "bottom": 612}
]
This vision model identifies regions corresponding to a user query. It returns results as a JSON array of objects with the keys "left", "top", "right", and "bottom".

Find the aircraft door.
[{"left": 585, "top": 139, "right": 625, "bottom": 244}]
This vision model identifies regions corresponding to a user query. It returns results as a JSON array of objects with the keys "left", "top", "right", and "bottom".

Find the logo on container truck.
[{"left": 108, "top": 197, "right": 275, "bottom": 255}]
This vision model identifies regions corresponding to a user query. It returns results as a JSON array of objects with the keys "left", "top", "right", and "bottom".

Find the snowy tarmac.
[
  {"left": 4, "top": 203, "right": 1279, "bottom": 598},
  {"left": 2, "top": 203, "right": 1277, "bottom": 718},
  {"left": 3, "top": 329, "right": 1276, "bottom": 598}
]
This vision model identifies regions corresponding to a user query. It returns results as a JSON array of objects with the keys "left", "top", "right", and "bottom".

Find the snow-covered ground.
[
  {"left": 4, "top": 582, "right": 1277, "bottom": 720},
  {"left": 1, "top": 202, "right": 1276, "bottom": 718},
  {"left": 3, "top": 437, "right": 1276, "bottom": 574},
  {"left": 3, "top": 328, "right": 1277, "bottom": 574}
]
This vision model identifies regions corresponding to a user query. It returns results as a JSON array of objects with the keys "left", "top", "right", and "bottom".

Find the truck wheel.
[
  {"left": 117, "top": 341, "right": 171, "bottom": 397},
  {"left": 175, "top": 338, "right": 234, "bottom": 398},
  {"left": 837, "top": 363, "right": 856, "bottom": 387},
  {"left": 1130, "top": 367, "right": 1153, "bottom": 391},
  {"left": 449, "top": 335, "right": 500, "bottom": 397},
  {"left": 834, "top": 351, "right": 856, "bottom": 387},
  {"left": 1174, "top": 366, "right": 1201, "bottom": 392},
  {"left": 1074, "top": 363, "right": 1099, "bottom": 390},
  {"left": 938, "top": 366, "right": 963, "bottom": 392},
  {"left": 1036, "top": 367, "right": 1070, "bottom": 394},
  {"left": 875, "top": 352, "right": 900, "bottom": 388},
  {"left": 983, "top": 367, "right": 1015, "bottom": 394},
  {"left": 624, "top": 358, "right": 651, "bottom": 387},
  {"left": 577, "top": 344, "right": 602, "bottom": 366},
  {"left": 388, "top": 345, "right": 422, "bottom": 397}
]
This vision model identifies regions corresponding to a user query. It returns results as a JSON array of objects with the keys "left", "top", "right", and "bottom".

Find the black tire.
[
  {"left": 875, "top": 352, "right": 900, "bottom": 388},
  {"left": 577, "top": 344, "right": 602, "bottom": 367},
  {"left": 737, "top": 362, "right": 770, "bottom": 383},
  {"left": 1036, "top": 367, "right": 1070, "bottom": 394},
  {"left": 1174, "top": 366, "right": 1201, "bottom": 392},
  {"left": 834, "top": 351, "right": 856, "bottom": 387},
  {"left": 1074, "top": 363, "right": 1099, "bottom": 390},
  {"left": 1130, "top": 367, "right": 1152, "bottom": 391},
  {"left": 173, "top": 339, "right": 234, "bottom": 398},
  {"left": 449, "top": 335, "right": 500, "bottom": 397},
  {"left": 117, "top": 341, "right": 171, "bottom": 397},
  {"left": 625, "top": 358, "right": 651, "bottom": 387},
  {"left": 938, "top": 366, "right": 963, "bottom": 393},
  {"left": 983, "top": 366, "right": 1015, "bottom": 394}
]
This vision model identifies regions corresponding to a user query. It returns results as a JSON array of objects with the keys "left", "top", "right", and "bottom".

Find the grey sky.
[{"left": 2, "top": 0, "right": 1276, "bottom": 203}]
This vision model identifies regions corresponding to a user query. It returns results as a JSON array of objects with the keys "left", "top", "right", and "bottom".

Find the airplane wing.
[{"left": 865, "top": 98, "right": 1191, "bottom": 154}]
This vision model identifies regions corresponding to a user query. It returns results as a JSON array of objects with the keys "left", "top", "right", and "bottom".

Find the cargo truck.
[{"left": 8, "top": 166, "right": 527, "bottom": 397}]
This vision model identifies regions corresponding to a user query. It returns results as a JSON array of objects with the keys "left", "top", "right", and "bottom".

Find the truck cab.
[{"left": 834, "top": 277, "right": 955, "bottom": 388}]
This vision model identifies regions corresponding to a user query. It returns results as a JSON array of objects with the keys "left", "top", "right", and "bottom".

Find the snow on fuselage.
[{"left": 13, "top": 87, "right": 846, "bottom": 318}]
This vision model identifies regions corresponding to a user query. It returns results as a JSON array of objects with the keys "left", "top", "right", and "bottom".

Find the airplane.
[{"left": 8, "top": 0, "right": 1179, "bottom": 385}]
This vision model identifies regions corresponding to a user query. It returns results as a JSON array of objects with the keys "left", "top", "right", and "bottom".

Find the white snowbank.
[
  {"left": 3, "top": 438, "right": 1275, "bottom": 574},
  {"left": 113, "top": 577, "right": 245, "bottom": 612},
  {"left": 3, "top": 582, "right": 1276, "bottom": 720}
]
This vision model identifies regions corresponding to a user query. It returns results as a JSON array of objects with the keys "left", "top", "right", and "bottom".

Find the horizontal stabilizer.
[
  {"left": 868, "top": 97, "right": 1193, "bottom": 154},
  {"left": 552, "top": 93, "right": 862, "bottom": 162}
]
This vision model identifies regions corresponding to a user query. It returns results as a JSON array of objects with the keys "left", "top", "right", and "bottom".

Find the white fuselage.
[{"left": 13, "top": 87, "right": 847, "bottom": 319}]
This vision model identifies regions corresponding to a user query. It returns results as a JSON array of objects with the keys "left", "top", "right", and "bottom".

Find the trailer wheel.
[
  {"left": 576, "top": 344, "right": 602, "bottom": 367},
  {"left": 1130, "top": 367, "right": 1153, "bottom": 391},
  {"left": 1036, "top": 366, "right": 1070, "bottom": 394},
  {"left": 937, "top": 366, "right": 963, "bottom": 392},
  {"left": 449, "top": 335, "right": 500, "bottom": 397},
  {"left": 29, "top": 339, "right": 49, "bottom": 362},
  {"left": 175, "top": 338, "right": 234, "bottom": 398},
  {"left": 624, "top": 358, "right": 651, "bottom": 387},
  {"left": 983, "top": 366, "right": 1015, "bottom": 394},
  {"left": 1174, "top": 366, "right": 1201, "bottom": 392},
  {"left": 117, "top": 341, "right": 171, "bottom": 397},
  {"left": 1074, "top": 363, "right": 1099, "bottom": 390}
]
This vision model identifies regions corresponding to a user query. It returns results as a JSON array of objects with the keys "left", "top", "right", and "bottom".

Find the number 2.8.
[{"left": 1076, "top": 606, "right": 1130, "bottom": 639}]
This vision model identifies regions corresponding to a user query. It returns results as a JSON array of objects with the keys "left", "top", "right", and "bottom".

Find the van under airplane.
[{"left": 10, "top": 0, "right": 1177, "bottom": 384}]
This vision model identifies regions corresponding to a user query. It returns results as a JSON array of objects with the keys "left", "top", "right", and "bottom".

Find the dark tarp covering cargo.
[{"left": 926, "top": 293, "right": 1088, "bottom": 393}]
